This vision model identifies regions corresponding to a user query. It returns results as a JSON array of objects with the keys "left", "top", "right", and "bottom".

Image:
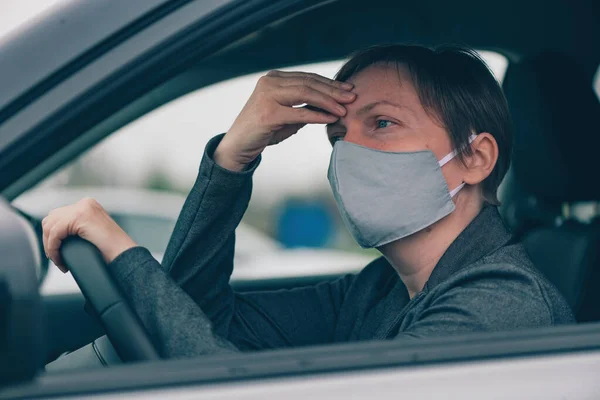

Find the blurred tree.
[
  {"left": 143, "top": 167, "right": 187, "bottom": 194},
  {"left": 64, "top": 156, "right": 118, "bottom": 187}
]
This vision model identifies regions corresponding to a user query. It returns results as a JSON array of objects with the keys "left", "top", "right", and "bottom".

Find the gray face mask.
[{"left": 327, "top": 135, "right": 476, "bottom": 248}]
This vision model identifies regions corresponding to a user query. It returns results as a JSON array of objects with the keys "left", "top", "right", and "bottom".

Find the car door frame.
[
  {"left": 2, "top": 323, "right": 600, "bottom": 398},
  {"left": 0, "top": 0, "right": 324, "bottom": 197}
]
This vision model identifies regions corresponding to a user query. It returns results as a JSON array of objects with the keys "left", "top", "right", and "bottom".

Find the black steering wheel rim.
[{"left": 60, "top": 236, "right": 160, "bottom": 362}]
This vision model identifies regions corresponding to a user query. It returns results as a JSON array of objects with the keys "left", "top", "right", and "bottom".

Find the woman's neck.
[{"left": 378, "top": 190, "right": 483, "bottom": 298}]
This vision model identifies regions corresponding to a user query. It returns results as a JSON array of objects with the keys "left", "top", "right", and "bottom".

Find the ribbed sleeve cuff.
[
  {"left": 199, "top": 134, "right": 261, "bottom": 183},
  {"left": 107, "top": 246, "right": 156, "bottom": 284}
]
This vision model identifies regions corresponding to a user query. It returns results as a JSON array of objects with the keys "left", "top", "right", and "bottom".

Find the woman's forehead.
[
  {"left": 345, "top": 64, "right": 422, "bottom": 112},
  {"left": 346, "top": 63, "right": 411, "bottom": 86}
]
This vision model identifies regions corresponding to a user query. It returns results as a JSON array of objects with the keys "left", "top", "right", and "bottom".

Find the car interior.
[
  {"left": 0, "top": 0, "right": 599, "bottom": 396},
  {"left": 500, "top": 51, "right": 600, "bottom": 323}
]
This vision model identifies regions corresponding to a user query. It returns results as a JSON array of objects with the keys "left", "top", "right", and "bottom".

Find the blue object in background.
[{"left": 277, "top": 200, "right": 333, "bottom": 248}]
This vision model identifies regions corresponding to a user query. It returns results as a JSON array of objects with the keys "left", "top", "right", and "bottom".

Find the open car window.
[{"left": 13, "top": 51, "right": 508, "bottom": 295}]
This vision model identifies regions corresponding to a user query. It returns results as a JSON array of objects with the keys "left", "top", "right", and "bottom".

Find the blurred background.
[{"left": 3, "top": 0, "right": 516, "bottom": 293}]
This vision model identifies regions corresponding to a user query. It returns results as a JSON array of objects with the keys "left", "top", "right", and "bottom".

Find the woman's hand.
[
  {"left": 214, "top": 70, "right": 356, "bottom": 171},
  {"left": 42, "top": 197, "right": 137, "bottom": 272}
]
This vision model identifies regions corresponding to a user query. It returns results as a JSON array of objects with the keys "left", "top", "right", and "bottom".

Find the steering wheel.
[{"left": 59, "top": 237, "right": 159, "bottom": 362}]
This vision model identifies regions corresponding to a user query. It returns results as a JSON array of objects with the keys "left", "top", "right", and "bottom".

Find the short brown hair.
[{"left": 335, "top": 44, "right": 513, "bottom": 205}]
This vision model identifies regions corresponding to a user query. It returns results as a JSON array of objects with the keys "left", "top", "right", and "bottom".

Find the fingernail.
[
  {"left": 341, "top": 82, "right": 354, "bottom": 89},
  {"left": 342, "top": 91, "right": 356, "bottom": 99},
  {"left": 336, "top": 105, "right": 346, "bottom": 114}
]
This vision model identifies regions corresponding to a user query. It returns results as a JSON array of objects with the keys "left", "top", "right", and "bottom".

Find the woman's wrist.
[
  {"left": 213, "top": 139, "right": 249, "bottom": 172},
  {"left": 95, "top": 226, "right": 138, "bottom": 264}
]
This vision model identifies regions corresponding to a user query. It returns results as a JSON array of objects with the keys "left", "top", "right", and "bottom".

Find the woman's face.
[{"left": 326, "top": 63, "right": 464, "bottom": 195}]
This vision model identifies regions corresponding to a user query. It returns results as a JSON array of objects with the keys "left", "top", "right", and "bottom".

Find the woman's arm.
[
  {"left": 42, "top": 69, "right": 360, "bottom": 355},
  {"left": 157, "top": 134, "right": 255, "bottom": 336},
  {"left": 138, "top": 134, "right": 355, "bottom": 350},
  {"left": 108, "top": 246, "right": 239, "bottom": 358},
  {"left": 42, "top": 133, "right": 356, "bottom": 355}
]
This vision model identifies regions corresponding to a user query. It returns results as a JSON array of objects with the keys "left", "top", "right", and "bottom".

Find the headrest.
[{"left": 502, "top": 52, "right": 600, "bottom": 203}]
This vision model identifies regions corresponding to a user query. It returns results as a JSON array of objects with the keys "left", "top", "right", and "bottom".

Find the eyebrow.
[
  {"left": 325, "top": 100, "right": 409, "bottom": 131},
  {"left": 356, "top": 100, "right": 406, "bottom": 116}
]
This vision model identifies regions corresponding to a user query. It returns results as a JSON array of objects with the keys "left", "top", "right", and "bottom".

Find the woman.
[{"left": 42, "top": 44, "right": 573, "bottom": 358}]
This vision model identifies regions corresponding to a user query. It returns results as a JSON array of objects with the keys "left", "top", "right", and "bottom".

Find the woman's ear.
[{"left": 462, "top": 132, "right": 498, "bottom": 185}]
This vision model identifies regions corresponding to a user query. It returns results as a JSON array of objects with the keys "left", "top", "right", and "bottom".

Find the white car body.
[{"left": 13, "top": 187, "right": 372, "bottom": 294}]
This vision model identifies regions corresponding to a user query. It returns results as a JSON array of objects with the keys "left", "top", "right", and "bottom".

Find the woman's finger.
[
  {"left": 42, "top": 216, "right": 49, "bottom": 257},
  {"left": 276, "top": 85, "right": 347, "bottom": 117},
  {"left": 47, "top": 220, "right": 69, "bottom": 271},
  {"left": 279, "top": 106, "right": 339, "bottom": 126},
  {"left": 275, "top": 76, "right": 356, "bottom": 104},
  {"left": 45, "top": 208, "right": 74, "bottom": 273},
  {"left": 268, "top": 123, "right": 307, "bottom": 145},
  {"left": 43, "top": 209, "right": 68, "bottom": 272}
]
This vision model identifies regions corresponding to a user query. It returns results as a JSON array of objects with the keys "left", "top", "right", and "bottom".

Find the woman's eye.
[{"left": 376, "top": 119, "right": 394, "bottom": 129}]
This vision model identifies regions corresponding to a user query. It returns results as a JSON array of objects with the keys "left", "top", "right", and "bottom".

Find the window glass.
[{"left": 14, "top": 51, "right": 509, "bottom": 293}]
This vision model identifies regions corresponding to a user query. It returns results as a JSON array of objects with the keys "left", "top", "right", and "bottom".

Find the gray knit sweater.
[{"left": 108, "top": 134, "right": 574, "bottom": 358}]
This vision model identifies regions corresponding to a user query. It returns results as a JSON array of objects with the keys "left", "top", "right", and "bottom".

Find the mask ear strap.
[
  {"left": 438, "top": 134, "right": 478, "bottom": 167},
  {"left": 449, "top": 182, "right": 466, "bottom": 198},
  {"left": 438, "top": 149, "right": 458, "bottom": 167},
  {"left": 442, "top": 134, "right": 478, "bottom": 197}
]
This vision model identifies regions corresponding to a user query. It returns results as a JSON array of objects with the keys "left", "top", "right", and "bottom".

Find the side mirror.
[{"left": 0, "top": 198, "right": 44, "bottom": 384}]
